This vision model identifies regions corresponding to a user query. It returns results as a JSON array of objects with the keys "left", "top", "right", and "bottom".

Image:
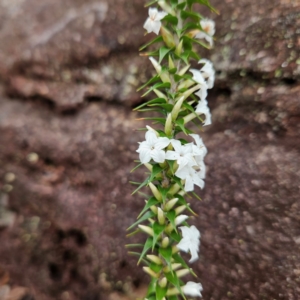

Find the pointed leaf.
[
  {"left": 140, "top": 36, "right": 163, "bottom": 51},
  {"left": 159, "top": 46, "right": 172, "bottom": 64},
  {"left": 152, "top": 222, "right": 165, "bottom": 250},
  {"left": 137, "top": 197, "right": 159, "bottom": 219},
  {"left": 166, "top": 210, "right": 177, "bottom": 232},
  {"left": 132, "top": 176, "right": 150, "bottom": 195},
  {"left": 138, "top": 237, "right": 154, "bottom": 264},
  {"left": 159, "top": 246, "right": 173, "bottom": 266},
  {"left": 127, "top": 211, "right": 155, "bottom": 231},
  {"left": 164, "top": 272, "right": 184, "bottom": 298},
  {"left": 156, "top": 284, "right": 167, "bottom": 300}
]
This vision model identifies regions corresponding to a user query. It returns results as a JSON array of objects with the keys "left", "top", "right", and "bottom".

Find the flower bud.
[
  {"left": 176, "top": 269, "right": 190, "bottom": 278},
  {"left": 163, "top": 263, "right": 181, "bottom": 273},
  {"left": 178, "top": 64, "right": 191, "bottom": 76},
  {"left": 175, "top": 40, "right": 183, "bottom": 56},
  {"left": 169, "top": 183, "right": 181, "bottom": 195},
  {"left": 178, "top": 79, "right": 194, "bottom": 90},
  {"left": 161, "top": 237, "right": 169, "bottom": 248},
  {"left": 157, "top": 207, "right": 165, "bottom": 225},
  {"left": 144, "top": 163, "right": 153, "bottom": 171},
  {"left": 147, "top": 254, "right": 163, "bottom": 265},
  {"left": 149, "top": 182, "right": 162, "bottom": 202},
  {"left": 159, "top": 277, "right": 167, "bottom": 288},
  {"left": 146, "top": 125, "right": 160, "bottom": 136},
  {"left": 138, "top": 225, "right": 154, "bottom": 236},
  {"left": 150, "top": 205, "right": 158, "bottom": 214},
  {"left": 172, "top": 245, "right": 180, "bottom": 254},
  {"left": 181, "top": 84, "right": 201, "bottom": 100},
  {"left": 166, "top": 287, "right": 179, "bottom": 296},
  {"left": 160, "top": 70, "right": 171, "bottom": 83},
  {"left": 171, "top": 96, "right": 185, "bottom": 121},
  {"left": 183, "top": 112, "right": 197, "bottom": 125},
  {"left": 164, "top": 198, "right": 179, "bottom": 211},
  {"left": 149, "top": 56, "right": 161, "bottom": 74},
  {"left": 175, "top": 205, "right": 186, "bottom": 215},
  {"left": 186, "top": 29, "right": 201, "bottom": 38},
  {"left": 143, "top": 266, "right": 159, "bottom": 278},
  {"left": 161, "top": 26, "right": 176, "bottom": 49},
  {"left": 164, "top": 113, "right": 173, "bottom": 136},
  {"left": 158, "top": 1, "right": 176, "bottom": 15},
  {"left": 153, "top": 89, "right": 168, "bottom": 101},
  {"left": 168, "top": 55, "right": 175, "bottom": 69}
]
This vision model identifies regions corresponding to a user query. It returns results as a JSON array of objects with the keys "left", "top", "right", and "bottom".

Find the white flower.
[
  {"left": 190, "top": 69, "right": 208, "bottom": 102},
  {"left": 195, "top": 18, "right": 215, "bottom": 47},
  {"left": 195, "top": 99, "right": 211, "bottom": 126},
  {"left": 175, "top": 214, "right": 189, "bottom": 226},
  {"left": 198, "top": 59, "right": 215, "bottom": 89},
  {"left": 176, "top": 165, "right": 205, "bottom": 192},
  {"left": 143, "top": 7, "right": 167, "bottom": 35},
  {"left": 177, "top": 225, "right": 201, "bottom": 262},
  {"left": 189, "top": 134, "right": 207, "bottom": 158},
  {"left": 136, "top": 130, "right": 170, "bottom": 163},
  {"left": 182, "top": 281, "right": 203, "bottom": 297},
  {"left": 165, "top": 140, "right": 197, "bottom": 171}
]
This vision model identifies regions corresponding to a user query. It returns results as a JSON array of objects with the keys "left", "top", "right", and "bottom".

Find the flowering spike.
[{"left": 131, "top": 0, "right": 218, "bottom": 296}]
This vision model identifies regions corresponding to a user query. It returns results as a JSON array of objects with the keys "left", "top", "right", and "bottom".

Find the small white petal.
[
  {"left": 151, "top": 149, "right": 166, "bottom": 163},
  {"left": 139, "top": 149, "right": 151, "bottom": 164},
  {"left": 182, "top": 281, "right": 203, "bottom": 297},
  {"left": 175, "top": 215, "right": 189, "bottom": 226}
]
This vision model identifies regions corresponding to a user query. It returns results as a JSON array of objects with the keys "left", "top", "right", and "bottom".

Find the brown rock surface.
[{"left": 0, "top": 0, "right": 299, "bottom": 300}]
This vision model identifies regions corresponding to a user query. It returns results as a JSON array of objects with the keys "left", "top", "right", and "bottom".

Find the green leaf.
[
  {"left": 180, "top": 50, "right": 190, "bottom": 65},
  {"left": 149, "top": 164, "right": 164, "bottom": 182},
  {"left": 159, "top": 246, "right": 173, "bottom": 266},
  {"left": 173, "top": 253, "right": 195, "bottom": 274},
  {"left": 134, "top": 97, "right": 166, "bottom": 111},
  {"left": 132, "top": 176, "right": 150, "bottom": 195},
  {"left": 169, "top": 230, "right": 181, "bottom": 242},
  {"left": 146, "top": 278, "right": 157, "bottom": 297},
  {"left": 125, "top": 243, "right": 144, "bottom": 248},
  {"left": 127, "top": 211, "right": 155, "bottom": 231},
  {"left": 159, "top": 47, "right": 172, "bottom": 64},
  {"left": 175, "top": 118, "right": 188, "bottom": 134},
  {"left": 163, "top": 14, "right": 178, "bottom": 26},
  {"left": 137, "top": 75, "right": 160, "bottom": 92},
  {"left": 142, "top": 82, "right": 171, "bottom": 97},
  {"left": 184, "top": 35, "right": 211, "bottom": 49},
  {"left": 139, "top": 36, "right": 163, "bottom": 51},
  {"left": 165, "top": 272, "right": 185, "bottom": 299},
  {"left": 152, "top": 222, "right": 165, "bottom": 250},
  {"left": 169, "top": 296, "right": 179, "bottom": 300},
  {"left": 148, "top": 103, "right": 174, "bottom": 112},
  {"left": 181, "top": 10, "right": 201, "bottom": 21},
  {"left": 167, "top": 160, "right": 175, "bottom": 175},
  {"left": 156, "top": 284, "right": 167, "bottom": 300},
  {"left": 137, "top": 197, "right": 159, "bottom": 219},
  {"left": 181, "top": 22, "right": 202, "bottom": 33},
  {"left": 130, "top": 162, "right": 143, "bottom": 173},
  {"left": 138, "top": 237, "right": 153, "bottom": 264},
  {"left": 175, "top": 193, "right": 197, "bottom": 215},
  {"left": 189, "top": 50, "right": 200, "bottom": 61},
  {"left": 150, "top": 262, "right": 163, "bottom": 273},
  {"left": 166, "top": 210, "right": 177, "bottom": 232},
  {"left": 157, "top": 186, "right": 170, "bottom": 203}
]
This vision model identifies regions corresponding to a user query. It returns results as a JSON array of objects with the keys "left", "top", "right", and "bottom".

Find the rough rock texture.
[{"left": 0, "top": 0, "right": 299, "bottom": 299}]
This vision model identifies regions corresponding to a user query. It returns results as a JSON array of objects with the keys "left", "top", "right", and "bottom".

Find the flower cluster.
[{"left": 129, "top": 1, "right": 217, "bottom": 299}]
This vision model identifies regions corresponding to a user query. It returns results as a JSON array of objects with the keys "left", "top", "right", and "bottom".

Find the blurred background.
[{"left": 0, "top": 0, "right": 299, "bottom": 299}]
